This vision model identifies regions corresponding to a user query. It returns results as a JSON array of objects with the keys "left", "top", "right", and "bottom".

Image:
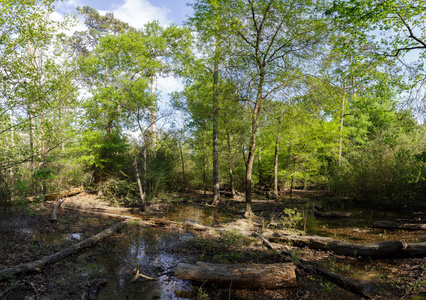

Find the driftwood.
[
  {"left": 0, "top": 220, "right": 128, "bottom": 281},
  {"left": 314, "top": 211, "right": 352, "bottom": 218},
  {"left": 175, "top": 262, "right": 297, "bottom": 289},
  {"left": 254, "top": 233, "right": 370, "bottom": 299},
  {"left": 372, "top": 221, "right": 426, "bottom": 230},
  {"left": 50, "top": 198, "right": 66, "bottom": 222}
]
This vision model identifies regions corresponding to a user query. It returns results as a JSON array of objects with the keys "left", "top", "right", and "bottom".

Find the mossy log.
[
  {"left": 372, "top": 221, "right": 426, "bottom": 230},
  {"left": 174, "top": 262, "right": 297, "bottom": 289},
  {"left": 0, "top": 220, "right": 128, "bottom": 281}
]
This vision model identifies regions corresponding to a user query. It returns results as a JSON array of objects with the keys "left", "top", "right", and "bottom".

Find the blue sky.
[
  {"left": 56, "top": 0, "right": 194, "bottom": 27},
  {"left": 53, "top": 0, "right": 194, "bottom": 115}
]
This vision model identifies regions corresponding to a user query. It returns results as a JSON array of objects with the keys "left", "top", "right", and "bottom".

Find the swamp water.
[{"left": 2, "top": 200, "right": 424, "bottom": 299}]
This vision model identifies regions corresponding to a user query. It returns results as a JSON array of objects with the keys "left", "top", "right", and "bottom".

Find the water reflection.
[{"left": 94, "top": 228, "right": 194, "bottom": 299}]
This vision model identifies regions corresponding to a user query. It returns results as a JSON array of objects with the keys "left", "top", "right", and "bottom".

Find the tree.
[
  {"left": 326, "top": 1, "right": 426, "bottom": 106},
  {"left": 217, "top": 0, "right": 327, "bottom": 217}
]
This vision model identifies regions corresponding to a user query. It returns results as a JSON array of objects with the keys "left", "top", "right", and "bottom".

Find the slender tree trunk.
[
  {"left": 274, "top": 110, "right": 284, "bottom": 199},
  {"left": 244, "top": 73, "right": 264, "bottom": 218},
  {"left": 133, "top": 157, "right": 146, "bottom": 209},
  {"left": 150, "top": 76, "right": 157, "bottom": 152},
  {"left": 226, "top": 131, "right": 235, "bottom": 198},
  {"left": 178, "top": 141, "right": 186, "bottom": 192},
  {"left": 9, "top": 108, "right": 14, "bottom": 180},
  {"left": 179, "top": 113, "right": 187, "bottom": 192},
  {"left": 290, "top": 156, "right": 297, "bottom": 197},
  {"left": 143, "top": 140, "right": 147, "bottom": 196},
  {"left": 258, "top": 146, "right": 262, "bottom": 186},
  {"left": 212, "top": 59, "right": 220, "bottom": 206},
  {"left": 338, "top": 79, "right": 346, "bottom": 165},
  {"left": 203, "top": 127, "right": 207, "bottom": 196}
]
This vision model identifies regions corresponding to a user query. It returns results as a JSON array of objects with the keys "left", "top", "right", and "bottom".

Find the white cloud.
[
  {"left": 112, "top": 0, "right": 171, "bottom": 28},
  {"left": 157, "top": 76, "right": 184, "bottom": 95}
]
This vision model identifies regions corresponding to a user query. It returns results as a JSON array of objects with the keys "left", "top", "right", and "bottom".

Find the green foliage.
[
  {"left": 76, "top": 131, "right": 129, "bottom": 183},
  {"left": 100, "top": 176, "right": 138, "bottom": 205},
  {"left": 280, "top": 208, "right": 303, "bottom": 230},
  {"left": 332, "top": 127, "right": 426, "bottom": 204}
]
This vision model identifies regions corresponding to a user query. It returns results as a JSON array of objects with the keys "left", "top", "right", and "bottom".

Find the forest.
[{"left": 1, "top": 0, "right": 426, "bottom": 299}]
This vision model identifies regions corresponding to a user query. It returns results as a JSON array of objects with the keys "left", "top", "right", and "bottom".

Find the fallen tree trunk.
[
  {"left": 0, "top": 220, "right": 128, "bottom": 281},
  {"left": 61, "top": 201, "right": 142, "bottom": 215},
  {"left": 405, "top": 242, "right": 426, "bottom": 257},
  {"left": 174, "top": 262, "right": 297, "bottom": 289},
  {"left": 62, "top": 207, "right": 138, "bottom": 219},
  {"left": 314, "top": 211, "right": 352, "bottom": 218},
  {"left": 267, "top": 233, "right": 404, "bottom": 257},
  {"left": 372, "top": 221, "right": 426, "bottom": 230},
  {"left": 50, "top": 198, "right": 66, "bottom": 222},
  {"left": 254, "top": 233, "right": 370, "bottom": 299}
]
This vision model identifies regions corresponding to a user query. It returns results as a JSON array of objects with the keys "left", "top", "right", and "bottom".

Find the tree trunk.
[
  {"left": 372, "top": 221, "right": 426, "bottom": 230},
  {"left": 274, "top": 110, "right": 284, "bottom": 199},
  {"left": 175, "top": 262, "right": 296, "bottom": 289},
  {"left": 212, "top": 59, "right": 220, "bottom": 206},
  {"left": 50, "top": 198, "right": 66, "bottom": 222},
  {"left": 244, "top": 74, "right": 264, "bottom": 218},
  {"left": 133, "top": 157, "right": 146, "bottom": 209},
  {"left": 338, "top": 79, "right": 346, "bottom": 165},
  {"left": 266, "top": 233, "right": 405, "bottom": 257},
  {"left": 254, "top": 233, "right": 370, "bottom": 299},
  {"left": 226, "top": 131, "right": 235, "bottom": 198},
  {"left": 314, "top": 211, "right": 352, "bottom": 218},
  {"left": 150, "top": 76, "right": 157, "bottom": 152}
]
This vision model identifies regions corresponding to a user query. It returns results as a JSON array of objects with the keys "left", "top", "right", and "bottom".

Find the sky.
[
  {"left": 56, "top": 0, "right": 193, "bottom": 28},
  {"left": 55, "top": 0, "right": 194, "bottom": 108}
]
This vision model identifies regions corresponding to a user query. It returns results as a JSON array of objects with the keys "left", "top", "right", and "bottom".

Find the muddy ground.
[{"left": 0, "top": 192, "right": 426, "bottom": 299}]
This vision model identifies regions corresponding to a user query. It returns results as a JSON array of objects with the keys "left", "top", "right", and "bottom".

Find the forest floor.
[{"left": 0, "top": 191, "right": 425, "bottom": 299}]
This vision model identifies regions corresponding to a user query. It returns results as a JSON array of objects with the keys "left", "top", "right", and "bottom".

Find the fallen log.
[
  {"left": 174, "top": 262, "right": 297, "bottom": 289},
  {"left": 405, "top": 242, "right": 426, "bottom": 257},
  {"left": 50, "top": 198, "right": 66, "bottom": 222},
  {"left": 0, "top": 220, "right": 128, "bottom": 281},
  {"left": 62, "top": 207, "right": 138, "bottom": 219},
  {"left": 372, "top": 221, "right": 426, "bottom": 230},
  {"left": 267, "top": 233, "right": 404, "bottom": 257},
  {"left": 61, "top": 201, "right": 142, "bottom": 215},
  {"left": 314, "top": 211, "right": 352, "bottom": 218},
  {"left": 254, "top": 233, "right": 371, "bottom": 299}
]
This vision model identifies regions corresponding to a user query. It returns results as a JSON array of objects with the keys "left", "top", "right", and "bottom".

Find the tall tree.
[{"left": 221, "top": 0, "right": 326, "bottom": 217}]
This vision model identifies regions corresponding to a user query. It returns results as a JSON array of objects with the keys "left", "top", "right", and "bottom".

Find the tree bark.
[
  {"left": 314, "top": 211, "right": 352, "bottom": 218},
  {"left": 244, "top": 74, "right": 264, "bottom": 218},
  {"left": 226, "top": 131, "right": 235, "bottom": 198},
  {"left": 372, "top": 221, "right": 426, "bottom": 230},
  {"left": 254, "top": 232, "right": 370, "bottom": 299},
  {"left": 50, "top": 198, "right": 65, "bottom": 222},
  {"left": 0, "top": 220, "right": 128, "bottom": 281},
  {"left": 175, "top": 262, "right": 296, "bottom": 289},
  {"left": 133, "top": 157, "right": 146, "bottom": 209},
  {"left": 274, "top": 110, "right": 284, "bottom": 199},
  {"left": 266, "top": 233, "right": 405, "bottom": 257},
  {"left": 150, "top": 76, "right": 157, "bottom": 152},
  {"left": 338, "top": 79, "right": 346, "bottom": 165},
  {"left": 212, "top": 58, "right": 220, "bottom": 206}
]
